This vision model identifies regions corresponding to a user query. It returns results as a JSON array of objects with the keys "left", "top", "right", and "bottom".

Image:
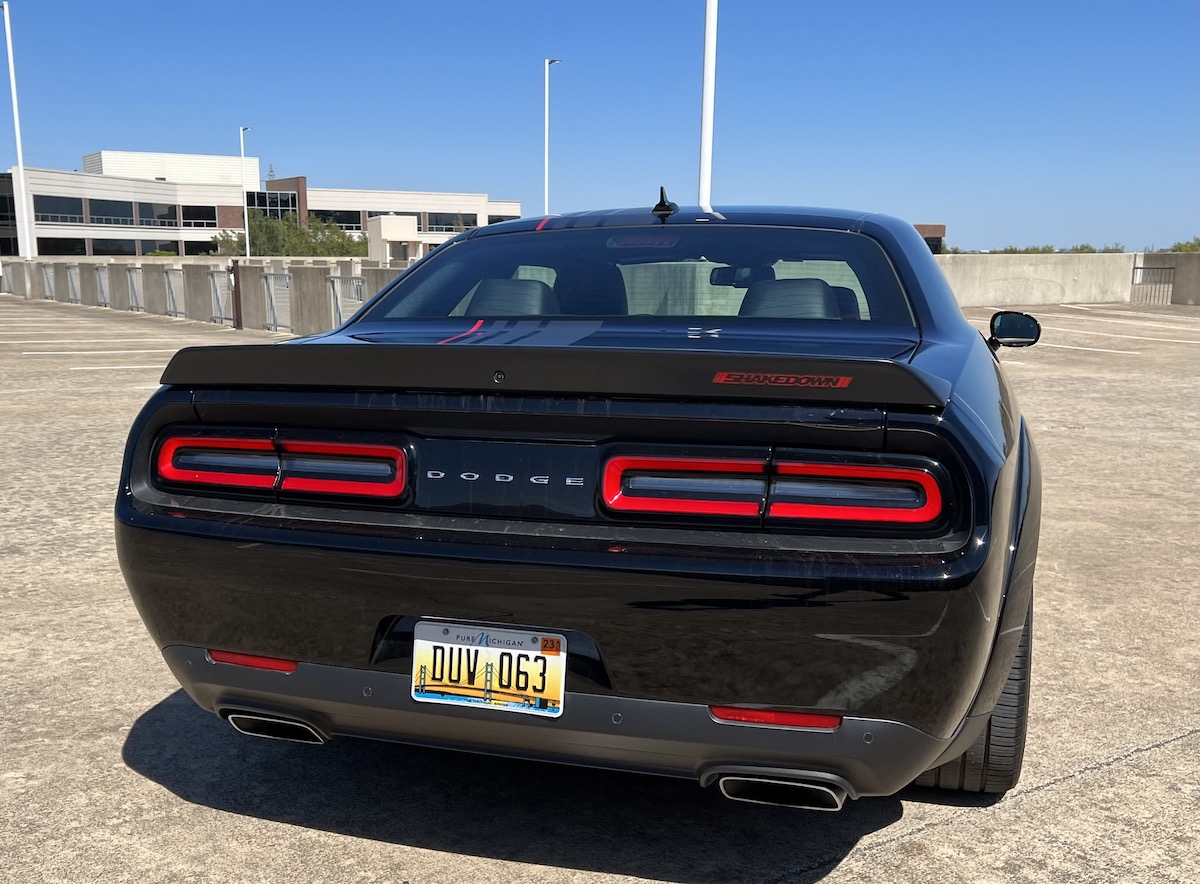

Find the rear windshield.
[{"left": 360, "top": 226, "right": 914, "bottom": 326}]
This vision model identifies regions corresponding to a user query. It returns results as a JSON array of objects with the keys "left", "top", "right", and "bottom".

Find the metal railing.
[
  {"left": 88, "top": 215, "right": 137, "bottom": 226},
  {"left": 329, "top": 275, "right": 366, "bottom": 325},
  {"left": 264, "top": 272, "right": 292, "bottom": 331},
  {"left": 209, "top": 269, "right": 234, "bottom": 325},
  {"left": 127, "top": 267, "right": 144, "bottom": 311},
  {"left": 94, "top": 266, "right": 110, "bottom": 307},
  {"left": 66, "top": 265, "right": 82, "bottom": 303},
  {"left": 164, "top": 268, "right": 185, "bottom": 317},
  {"left": 1131, "top": 265, "right": 1174, "bottom": 306},
  {"left": 35, "top": 213, "right": 85, "bottom": 224}
]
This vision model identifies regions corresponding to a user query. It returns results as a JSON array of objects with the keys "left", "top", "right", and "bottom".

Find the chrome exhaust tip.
[
  {"left": 225, "top": 712, "right": 325, "bottom": 745},
  {"left": 718, "top": 776, "right": 847, "bottom": 811}
]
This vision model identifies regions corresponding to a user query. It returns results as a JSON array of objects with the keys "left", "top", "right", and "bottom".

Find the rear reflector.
[
  {"left": 709, "top": 706, "right": 842, "bottom": 730},
  {"left": 208, "top": 649, "right": 298, "bottom": 673},
  {"left": 602, "top": 456, "right": 766, "bottom": 517}
]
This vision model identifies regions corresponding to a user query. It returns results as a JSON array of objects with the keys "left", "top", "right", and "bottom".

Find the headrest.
[
  {"left": 465, "top": 278, "right": 559, "bottom": 316},
  {"left": 554, "top": 264, "right": 628, "bottom": 315},
  {"left": 738, "top": 278, "right": 839, "bottom": 319},
  {"left": 831, "top": 286, "right": 862, "bottom": 320}
]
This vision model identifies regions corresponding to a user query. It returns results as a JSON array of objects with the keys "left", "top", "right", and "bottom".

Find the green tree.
[
  {"left": 1168, "top": 236, "right": 1200, "bottom": 253},
  {"left": 1000, "top": 244, "right": 1055, "bottom": 254},
  {"left": 1068, "top": 243, "right": 1096, "bottom": 253},
  {"left": 211, "top": 210, "right": 367, "bottom": 257}
]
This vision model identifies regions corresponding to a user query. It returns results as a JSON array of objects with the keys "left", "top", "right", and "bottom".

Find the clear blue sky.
[{"left": 2, "top": 0, "right": 1196, "bottom": 250}]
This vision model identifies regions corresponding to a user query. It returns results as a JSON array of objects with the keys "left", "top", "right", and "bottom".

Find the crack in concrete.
[{"left": 762, "top": 728, "right": 1200, "bottom": 883}]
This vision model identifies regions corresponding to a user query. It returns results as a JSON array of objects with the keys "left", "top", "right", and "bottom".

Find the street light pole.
[
  {"left": 544, "top": 58, "right": 560, "bottom": 216},
  {"left": 697, "top": 0, "right": 718, "bottom": 214},
  {"left": 2, "top": 1, "right": 34, "bottom": 257},
  {"left": 239, "top": 126, "right": 252, "bottom": 259}
]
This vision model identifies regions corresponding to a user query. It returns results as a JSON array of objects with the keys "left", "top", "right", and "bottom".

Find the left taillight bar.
[
  {"left": 156, "top": 436, "right": 278, "bottom": 489},
  {"left": 155, "top": 433, "right": 406, "bottom": 498}
]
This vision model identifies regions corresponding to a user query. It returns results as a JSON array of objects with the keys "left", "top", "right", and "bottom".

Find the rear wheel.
[{"left": 914, "top": 604, "right": 1032, "bottom": 793}]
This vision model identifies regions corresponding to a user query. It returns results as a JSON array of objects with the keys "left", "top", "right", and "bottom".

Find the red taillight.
[
  {"left": 278, "top": 441, "right": 406, "bottom": 497},
  {"left": 709, "top": 706, "right": 842, "bottom": 730},
  {"left": 156, "top": 436, "right": 278, "bottom": 489},
  {"left": 768, "top": 462, "right": 942, "bottom": 523},
  {"left": 601, "top": 455, "right": 945, "bottom": 525},
  {"left": 602, "top": 456, "right": 767, "bottom": 517},
  {"left": 208, "top": 649, "right": 298, "bottom": 673},
  {"left": 156, "top": 433, "right": 407, "bottom": 499}
]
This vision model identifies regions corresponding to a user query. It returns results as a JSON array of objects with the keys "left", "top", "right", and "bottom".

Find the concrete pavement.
[{"left": 0, "top": 294, "right": 1196, "bottom": 883}]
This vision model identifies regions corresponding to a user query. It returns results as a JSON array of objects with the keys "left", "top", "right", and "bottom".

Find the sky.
[{"left": 1, "top": 0, "right": 1196, "bottom": 250}]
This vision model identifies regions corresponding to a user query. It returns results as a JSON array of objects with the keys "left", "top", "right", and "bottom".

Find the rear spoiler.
[{"left": 160, "top": 344, "right": 950, "bottom": 409}]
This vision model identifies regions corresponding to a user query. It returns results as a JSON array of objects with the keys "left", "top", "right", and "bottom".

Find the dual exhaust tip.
[
  {"left": 717, "top": 775, "right": 847, "bottom": 811},
  {"left": 224, "top": 711, "right": 848, "bottom": 811},
  {"left": 225, "top": 712, "right": 325, "bottom": 745}
]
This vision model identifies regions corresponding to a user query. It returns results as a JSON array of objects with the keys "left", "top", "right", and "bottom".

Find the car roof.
[{"left": 466, "top": 206, "right": 907, "bottom": 238}]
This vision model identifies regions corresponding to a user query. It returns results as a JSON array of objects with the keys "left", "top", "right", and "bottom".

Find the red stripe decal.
[
  {"left": 437, "top": 319, "right": 485, "bottom": 345},
  {"left": 535, "top": 217, "right": 552, "bottom": 231}
]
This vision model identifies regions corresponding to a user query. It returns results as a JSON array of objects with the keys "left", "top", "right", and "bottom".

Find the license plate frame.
[{"left": 411, "top": 621, "right": 566, "bottom": 718}]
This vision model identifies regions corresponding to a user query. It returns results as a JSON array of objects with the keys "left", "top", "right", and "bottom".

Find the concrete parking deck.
[{"left": 1, "top": 294, "right": 1196, "bottom": 883}]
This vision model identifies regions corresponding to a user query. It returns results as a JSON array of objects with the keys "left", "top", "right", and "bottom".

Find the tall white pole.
[
  {"left": 3, "top": 2, "right": 34, "bottom": 257},
  {"left": 544, "top": 58, "right": 559, "bottom": 216},
  {"left": 697, "top": 0, "right": 718, "bottom": 214},
  {"left": 239, "top": 126, "right": 251, "bottom": 259}
]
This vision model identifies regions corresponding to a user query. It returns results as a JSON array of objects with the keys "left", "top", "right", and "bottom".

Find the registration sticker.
[{"left": 411, "top": 621, "right": 566, "bottom": 718}]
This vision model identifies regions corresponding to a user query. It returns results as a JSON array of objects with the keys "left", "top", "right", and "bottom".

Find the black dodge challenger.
[{"left": 117, "top": 202, "right": 1042, "bottom": 811}]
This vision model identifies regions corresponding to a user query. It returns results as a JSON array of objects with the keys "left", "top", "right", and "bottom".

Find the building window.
[
  {"left": 37, "top": 237, "right": 87, "bottom": 256},
  {"left": 138, "top": 203, "right": 178, "bottom": 227},
  {"left": 427, "top": 212, "right": 477, "bottom": 233},
  {"left": 140, "top": 240, "right": 179, "bottom": 256},
  {"left": 184, "top": 240, "right": 215, "bottom": 256},
  {"left": 89, "top": 199, "right": 135, "bottom": 226},
  {"left": 182, "top": 205, "right": 217, "bottom": 228},
  {"left": 310, "top": 209, "right": 362, "bottom": 231},
  {"left": 91, "top": 238, "right": 137, "bottom": 256},
  {"left": 247, "top": 191, "right": 298, "bottom": 220},
  {"left": 0, "top": 193, "right": 15, "bottom": 225},
  {"left": 488, "top": 215, "right": 519, "bottom": 225},
  {"left": 34, "top": 195, "right": 84, "bottom": 224}
]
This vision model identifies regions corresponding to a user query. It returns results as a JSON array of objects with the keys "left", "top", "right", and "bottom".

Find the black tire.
[{"left": 914, "top": 604, "right": 1032, "bottom": 793}]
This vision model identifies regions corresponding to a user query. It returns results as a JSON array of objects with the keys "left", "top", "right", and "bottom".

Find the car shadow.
[{"left": 123, "top": 691, "right": 905, "bottom": 883}]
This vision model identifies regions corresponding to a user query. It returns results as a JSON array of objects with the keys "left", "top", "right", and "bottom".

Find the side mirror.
[{"left": 988, "top": 311, "right": 1041, "bottom": 351}]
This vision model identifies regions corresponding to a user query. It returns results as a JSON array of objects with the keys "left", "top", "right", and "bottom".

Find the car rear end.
[{"left": 117, "top": 209, "right": 1034, "bottom": 806}]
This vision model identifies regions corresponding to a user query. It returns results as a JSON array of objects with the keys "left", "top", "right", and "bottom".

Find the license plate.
[{"left": 411, "top": 621, "right": 566, "bottom": 718}]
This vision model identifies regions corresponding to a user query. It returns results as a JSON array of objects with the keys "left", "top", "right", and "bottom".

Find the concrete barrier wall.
[
  {"left": 934, "top": 253, "right": 1136, "bottom": 307},
  {"left": 290, "top": 266, "right": 334, "bottom": 337},
  {"left": 108, "top": 264, "right": 132, "bottom": 311},
  {"left": 238, "top": 264, "right": 270, "bottom": 331},
  {"left": 6, "top": 254, "right": 1192, "bottom": 334},
  {"left": 182, "top": 265, "right": 212, "bottom": 322},
  {"left": 142, "top": 266, "right": 169, "bottom": 315},
  {"left": 79, "top": 265, "right": 99, "bottom": 306},
  {"left": 362, "top": 268, "right": 401, "bottom": 300}
]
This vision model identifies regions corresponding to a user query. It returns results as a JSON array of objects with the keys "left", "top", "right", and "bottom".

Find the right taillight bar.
[
  {"left": 601, "top": 455, "right": 943, "bottom": 524},
  {"left": 768, "top": 462, "right": 942, "bottom": 523}
]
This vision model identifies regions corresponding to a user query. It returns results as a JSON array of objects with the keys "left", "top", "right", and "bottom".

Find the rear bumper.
[{"left": 165, "top": 645, "right": 961, "bottom": 798}]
